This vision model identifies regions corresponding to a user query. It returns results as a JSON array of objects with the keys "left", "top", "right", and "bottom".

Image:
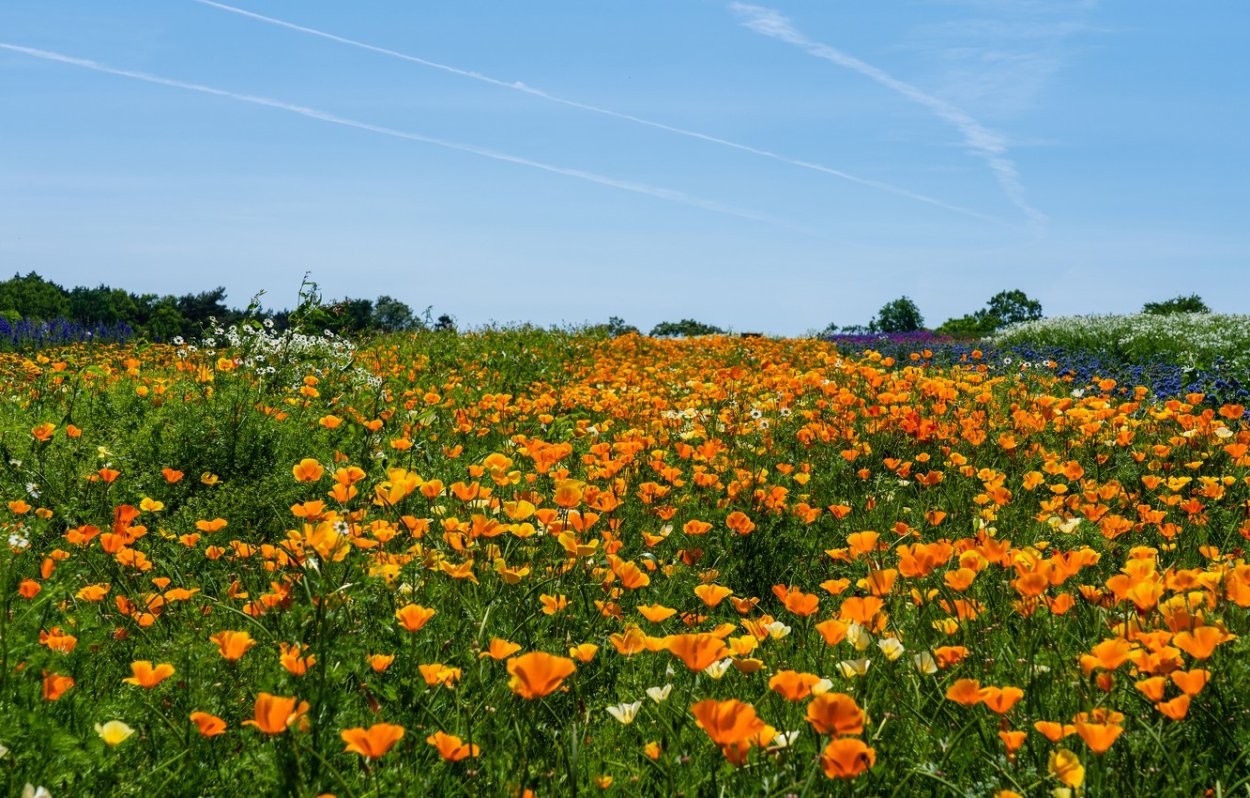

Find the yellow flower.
[
  {"left": 1048, "top": 749, "right": 1085, "bottom": 788},
  {"left": 95, "top": 720, "right": 135, "bottom": 746}
]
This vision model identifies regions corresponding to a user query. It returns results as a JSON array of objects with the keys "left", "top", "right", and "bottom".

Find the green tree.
[
  {"left": 0, "top": 272, "right": 70, "bottom": 321},
  {"left": 372, "top": 295, "right": 419, "bottom": 332},
  {"left": 869, "top": 297, "right": 924, "bottom": 333},
  {"left": 984, "top": 289, "right": 1043, "bottom": 327},
  {"left": 649, "top": 319, "right": 725, "bottom": 337},
  {"left": 1142, "top": 294, "right": 1209, "bottom": 315}
]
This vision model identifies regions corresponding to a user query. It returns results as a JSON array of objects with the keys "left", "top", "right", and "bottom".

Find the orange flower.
[
  {"left": 690, "top": 699, "right": 767, "bottom": 746},
  {"left": 31, "top": 422, "right": 56, "bottom": 442},
  {"left": 1155, "top": 695, "right": 1190, "bottom": 720},
  {"left": 42, "top": 671, "right": 75, "bottom": 701},
  {"left": 637, "top": 604, "right": 678, "bottom": 623},
  {"left": 979, "top": 686, "right": 1024, "bottom": 714},
  {"left": 805, "top": 692, "right": 865, "bottom": 736},
  {"left": 367, "top": 653, "right": 396, "bottom": 673},
  {"left": 341, "top": 722, "right": 405, "bottom": 759},
  {"left": 945, "top": 678, "right": 983, "bottom": 706},
  {"left": 162, "top": 468, "right": 184, "bottom": 483},
  {"left": 665, "top": 633, "right": 729, "bottom": 672},
  {"left": 209, "top": 630, "right": 256, "bottom": 661},
  {"left": 1170, "top": 668, "right": 1210, "bottom": 696},
  {"left": 693, "top": 584, "right": 733, "bottom": 607},
  {"left": 998, "top": 730, "right": 1027, "bottom": 757},
  {"left": 480, "top": 638, "right": 522, "bottom": 660},
  {"left": 123, "top": 660, "right": 175, "bottom": 688},
  {"left": 820, "top": 738, "right": 876, "bottom": 779},
  {"left": 242, "top": 693, "right": 309, "bottom": 734},
  {"left": 292, "top": 458, "right": 325, "bottom": 482},
  {"left": 507, "top": 652, "right": 576, "bottom": 699},
  {"left": 1075, "top": 722, "right": 1123, "bottom": 754},
  {"left": 190, "top": 711, "right": 227, "bottom": 737},
  {"left": 280, "top": 643, "right": 316, "bottom": 676},
  {"left": 1172, "top": 626, "right": 1228, "bottom": 660},
  {"left": 568, "top": 643, "right": 599, "bottom": 663},
  {"left": 426, "top": 731, "right": 480, "bottom": 761},
  {"left": 1034, "top": 720, "right": 1076, "bottom": 742},
  {"left": 395, "top": 604, "right": 436, "bottom": 633},
  {"left": 768, "top": 670, "right": 822, "bottom": 702}
]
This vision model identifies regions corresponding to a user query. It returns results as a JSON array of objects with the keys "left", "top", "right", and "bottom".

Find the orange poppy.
[
  {"left": 690, "top": 699, "right": 767, "bottom": 746},
  {"left": 979, "top": 686, "right": 1024, "bottom": 714},
  {"left": 209, "top": 630, "right": 256, "bottom": 661},
  {"left": 42, "top": 671, "right": 75, "bottom": 701},
  {"left": 665, "top": 634, "right": 729, "bottom": 672},
  {"left": 426, "top": 731, "right": 480, "bottom": 761},
  {"left": 123, "top": 660, "right": 175, "bottom": 688},
  {"left": 190, "top": 711, "right": 227, "bottom": 737},
  {"left": 395, "top": 604, "right": 436, "bottom": 633},
  {"left": 1074, "top": 722, "right": 1123, "bottom": 754},
  {"left": 481, "top": 638, "right": 523, "bottom": 660},
  {"left": 1170, "top": 669, "right": 1210, "bottom": 696},
  {"left": 506, "top": 652, "right": 576, "bottom": 699},
  {"left": 367, "top": 653, "right": 396, "bottom": 673},
  {"left": 805, "top": 693, "right": 865, "bottom": 736},
  {"left": 242, "top": 693, "right": 309, "bottom": 734},
  {"left": 292, "top": 459, "right": 325, "bottom": 482},
  {"left": 820, "top": 738, "right": 876, "bottom": 779},
  {"left": 945, "top": 678, "right": 983, "bottom": 706},
  {"left": 1155, "top": 695, "right": 1190, "bottom": 720},
  {"left": 341, "top": 722, "right": 405, "bottom": 759},
  {"left": 768, "top": 670, "right": 822, "bottom": 702}
]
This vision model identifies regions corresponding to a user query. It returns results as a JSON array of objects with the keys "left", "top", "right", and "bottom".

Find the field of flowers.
[{"left": 3, "top": 325, "right": 1250, "bottom": 796}]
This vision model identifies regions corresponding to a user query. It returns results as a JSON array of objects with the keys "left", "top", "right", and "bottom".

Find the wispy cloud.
[
  {"left": 193, "top": 0, "right": 1003, "bottom": 225},
  {"left": 730, "top": 3, "right": 1045, "bottom": 231},
  {"left": 0, "top": 42, "right": 805, "bottom": 229}
]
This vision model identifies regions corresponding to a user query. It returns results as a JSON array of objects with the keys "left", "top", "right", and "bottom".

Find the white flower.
[
  {"left": 836, "top": 658, "right": 871, "bottom": 678},
  {"left": 877, "top": 637, "right": 905, "bottom": 661},
  {"left": 0, "top": 742, "right": 7, "bottom": 759},
  {"left": 645, "top": 684, "right": 672, "bottom": 703},
  {"left": 703, "top": 658, "right": 733, "bottom": 679},
  {"left": 912, "top": 651, "right": 938, "bottom": 674},
  {"left": 811, "top": 678, "right": 834, "bottom": 695},
  {"left": 847, "top": 623, "right": 872, "bottom": 651},
  {"left": 770, "top": 730, "right": 800, "bottom": 749},
  {"left": 756, "top": 620, "right": 789, "bottom": 641},
  {"left": 605, "top": 701, "right": 642, "bottom": 725},
  {"left": 23, "top": 785, "right": 52, "bottom": 798},
  {"left": 8, "top": 534, "right": 29, "bottom": 550}
]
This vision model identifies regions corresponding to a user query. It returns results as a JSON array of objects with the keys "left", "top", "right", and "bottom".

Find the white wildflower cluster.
[{"left": 993, "top": 312, "right": 1250, "bottom": 373}]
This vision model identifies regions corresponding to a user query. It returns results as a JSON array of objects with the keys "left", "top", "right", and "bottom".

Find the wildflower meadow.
[{"left": 3, "top": 323, "right": 1250, "bottom": 796}]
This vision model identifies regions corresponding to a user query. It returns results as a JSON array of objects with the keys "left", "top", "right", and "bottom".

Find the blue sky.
[{"left": 1, "top": 1, "right": 1247, "bottom": 334}]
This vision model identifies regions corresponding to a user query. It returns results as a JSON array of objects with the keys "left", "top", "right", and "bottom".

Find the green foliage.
[
  {"left": 1142, "top": 294, "right": 1210, "bottom": 315},
  {"left": 649, "top": 318, "right": 726, "bottom": 337},
  {"left": 937, "top": 290, "right": 1043, "bottom": 337},
  {"left": 0, "top": 272, "right": 70, "bottom": 321},
  {"left": 869, "top": 296, "right": 924, "bottom": 333}
]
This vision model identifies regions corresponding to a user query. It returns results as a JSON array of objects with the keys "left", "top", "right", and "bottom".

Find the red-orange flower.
[
  {"left": 190, "top": 711, "right": 227, "bottom": 737},
  {"left": 42, "top": 671, "right": 75, "bottom": 701},
  {"left": 506, "top": 652, "right": 576, "bottom": 699},
  {"left": 341, "top": 722, "right": 405, "bottom": 759}
]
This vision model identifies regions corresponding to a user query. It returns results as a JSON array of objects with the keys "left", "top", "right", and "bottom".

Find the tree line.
[{"left": 0, "top": 272, "right": 455, "bottom": 340}]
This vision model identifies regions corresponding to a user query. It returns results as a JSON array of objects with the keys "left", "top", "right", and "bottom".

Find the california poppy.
[
  {"left": 806, "top": 692, "right": 865, "bottom": 736},
  {"left": 341, "top": 723, "right": 405, "bottom": 759},
  {"left": 209, "top": 630, "right": 256, "bottom": 661},
  {"left": 123, "top": 660, "right": 175, "bottom": 688},
  {"left": 820, "top": 738, "right": 876, "bottom": 779},
  {"left": 427, "top": 731, "right": 479, "bottom": 761},
  {"left": 190, "top": 711, "right": 227, "bottom": 737},
  {"left": 242, "top": 693, "right": 309, "bottom": 734},
  {"left": 507, "top": 652, "right": 576, "bottom": 699}
]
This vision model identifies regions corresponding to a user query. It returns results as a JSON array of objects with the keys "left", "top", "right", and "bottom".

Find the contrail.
[
  {"left": 193, "top": 0, "right": 1004, "bottom": 225},
  {"left": 0, "top": 43, "right": 799, "bottom": 228},
  {"left": 731, "top": 3, "right": 1046, "bottom": 232}
]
